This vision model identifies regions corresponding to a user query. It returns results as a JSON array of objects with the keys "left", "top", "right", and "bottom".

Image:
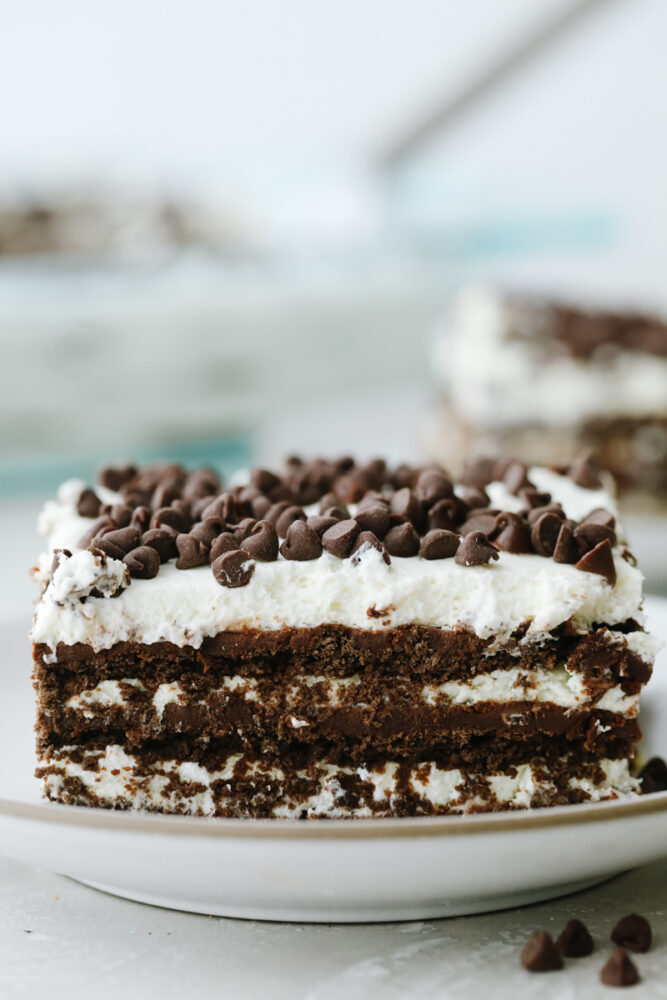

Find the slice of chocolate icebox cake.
[{"left": 31, "top": 456, "right": 661, "bottom": 818}]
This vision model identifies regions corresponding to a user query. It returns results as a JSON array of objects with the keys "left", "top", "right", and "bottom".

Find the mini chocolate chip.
[
  {"left": 574, "top": 522, "right": 617, "bottom": 549},
  {"left": 189, "top": 517, "right": 224, "bottom": 548},
  {"left": 530, "top": 512, "right": 563, "bottom": 557},
  {"left": 275, "top": 505, "right": 306, "bottom": 538},
  {"left": 120, "top": 488, "right": 150, "bottom": 509},
  {"left": 494, "top": 512, "right": 532, "bottom": 553},
  {"left": 151, "top": 506, "right": 189, "bottom": 533},
  {"left": 611, "top": 914, "right": 652, "bottom": 953},
  {"left": 175, "top": 533, "right": 209, "bottom": 569},
  {"left": 318, "top": 491, "right": 340, "bottom": 514},
  {"left": 98, "top": 463, "right": 136, "bottom": 491},
  {"left": 393, "top": 463, "right": 420, "bottom": 490},
  {"left": 427, "top": 497, "right": 465, "bottom": 532},
  {"left": 460, "top": 510, "right": 499, "bottom": 536},
  {"left": 585, "top": 507, "right": 616, "bottom": 530},
  {"left": 557, "top": 919, "right": 594, "bottom": 958},
  {"left": 109, "top": 503, "right": 133, "bottom": 528},
  {"left": 232, "top": 516, "right": 257, "bottom": 542},
  {"left": 460, "top": 456, "right": 495, "bottom": 489},
  {"left": 519, "top": 487, "right": 552, "bottom": 509},
  {"left": 182, "top": 468, "right": 221, "bottom": 500},
  {"left": 141, "top": 528, "right": 177, "bottom": 562},
  {"left": 575, "top": 539, "right": 617, "bottom": 586},
  {"left": 356, "top": 490, "right": 388, "bottom": 512},
  {"left": 98, "top": 526, "right": 141, "bottom": 554},
  {"left": 151, "top": 482, "right": 181, "bottom": 510},
  {"left": 553, "top": 523, "right": 580, "bottom": 564},
  {"left": 241, "top": 520, "right": 279, "bottom": 561},
  {"left": 250, "top": 468, "right": 281, "bottom": 493},
  {"left": 600, "top": 948, "right": 640, "bottom": 987},
  {"left": 78, "top": 515, "right": 115, "bottom": 549},
  {"left": 460, "top": 487, "right": 490, "bottom": 509},
  {"left": 384, "top": 522, "right": 419, "bottom": 557},
  {"left": 280, "top": 521, "right": 322, "bottom": 561},
  {"left": 455, "top": 531, "right": 499, "bottom": 567},
  {"left": 390, "top": 488, "right": 424, "bottom": 529},
  {"left": 350, "top": 531, "right": 390, "bottom": 565},
  {"left": 322, "top": 505, "right": 349, "bottom": 521},
  {"left": 129, "top": 505, "right": 151, "bottom": 532},
  {"left": 250, "top": 494, "right": 272, "bottom": 519},
  {"left": 212, "top": 549, "right": 255, "bottom": 588},
  {"left": 415, "top": 469, "right": 453, "bottom": 506},
  {"left": 209, "top": 532, "right": 240, "bottom": 562},
  {"left": 520, "top": 930, "right": 564, "bottom": 972},
  {"left": 526, "top": 502, "right": 565, "bottom": 526},
  {"left": 123, "top": 545, "right": 160, "bottom": 579},
  {"left": 322, "top": 519, "right": 360, "bottom": 558},
  {"left": 639, "top": 756, "right": 667, "bottom": 794},
  {"left": 420, "top": 529, "right": 460, "bottom": 560},
  {"left": 504, "top": 461, "right": 534, "bottom": 495},
  {"left": 354, "top": 504, "right": 391, "bottom": 539},
  {"left": 568, "top": 450, "right": 603, "bottom": 490},
  {"left": 263, "top": 500, "right": 291, "bottom": 526},
  {"left": 76, "top": 488, "right": 101, "bottom": 518},
  {"left": 307, "top": 515, "right": 339, "bottom": 537}
]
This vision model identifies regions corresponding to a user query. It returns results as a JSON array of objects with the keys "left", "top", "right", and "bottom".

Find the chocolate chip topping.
[
  {"left": 354, "top": 504, "right": 391, "bottom": 539},
  {"left": 189, "top": 518, "right": 224, "bottom": 548},
  {"left": 553, "top": 523, "right": 581, "bottom": 564},
  {"left": 574, "top": 521, "right": 617, "bottom": 549},
  {"left": 639, "top": 756, "right": 667, "bottom": 794},
  {"left": 414, "top": 469, "right": 453, "bottom": 506},
  {"left": 307, "top": 515, "right": 340, "bottom": 537},
  {"left": 350, "top": 530, "right": 390, "bottom": 565},
  {"left": 129, "top": 505, "right": 151, "bottom": 532},
  {"left": 250, "top": 468, "right": 281, "bottom": 493},
  {"left": 240, "top": 521, "right": 279, "bottom": 561},
  {"left": 520, "top": 930, "right": 564, "bottom": 972},
  {"left": 568, "top": 450, "right": 603, "bottom": 490},
  {"left": 390, "top": 488, "right": 425, "bottom": 530},
  {"left": 575, "top": 539, "right": 617, "bottom": 586},
  {"left": 123, "top": 545, "right": 160, "bottom": 579},
  {"left": 275, "top": 505, "right": 306, "bottom": 538},
  {"left": 209, "top": 532, "right": 240, "bottom": 563},
  {"left": 384, "top": 522, "right": 420, "bottom": 557},
  {"left": 611, "top": 915, "right": 652, "bottom": 953},
  {"left": 175, "top": 533, "right": 209, "bottom": 570},
  {"left": 519, "top": 487, "right": 551, "bottom": 509},
  {"left": 494, "top": 512, "right": 531, "bottom": 553},
  {"left": 76, "top": 488, "right": 101, "bottom": 518},
  {"left": 460, "top": 456, "right": 495, "bottom": 489},
  {"left": 419, "top": 529, "right": 460, "bottom": 560},
  {"left": 98, "top": 463, "right": 136, "bottom": 491},
  {"left": 211, "top": 549, "right": 255, "bottom": 588},
  {"left": 427, "top": 497, "right": 463, "bottom": 532},
  {"left": 141, "top": 528, "right": 177, "bottom": 562},
  {"left": 460, "top": 510, "right": 499, "bottom": 537},
  {"left": 322, "top": 519, "right": 360, "bottom": 558},
  {"left": 526, "top": 502, "right": 564, "bottom": 526},
  {"left": 460, "top": 487, "right": 490, "bottom": 510},
  {"left": 600, "top": 948, "right": 640, "bottom": 987},
  {"left": 455, "top": 531, "right": 499, "bottom": 567},
  {"left": 151, "top": 506, "right": 189, "bottom": 534},
  {"left": 557, "top": 919, "right": 594, "bottom": 958},
  {"left": 530, "top": 512, "right": 563, "bottom": 557},
  {"left": 504, "top": 461, "right": 533, "bottom": 496},
  {"left": 77, "top": 515, "right": 115, "bottom": 549},
  {"left": 280, "top": 521, "right": 322, "bottom": 561}
]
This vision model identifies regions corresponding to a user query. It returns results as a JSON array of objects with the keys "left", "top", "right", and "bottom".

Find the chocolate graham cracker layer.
[{"left": 30, "top": 456, "right": 661, "bottom": 818}]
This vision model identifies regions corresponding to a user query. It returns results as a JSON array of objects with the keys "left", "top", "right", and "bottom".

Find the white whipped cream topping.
[
  {"left": 41, "top": 746, "right": 640, "bottom": 818},
  {"left": 31, "top": 471, "right": 647, "bottom": 652}
]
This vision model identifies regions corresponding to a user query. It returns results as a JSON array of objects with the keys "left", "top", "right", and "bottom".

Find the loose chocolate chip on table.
[
  {"left": 76, "top": 488, "right": 101, "bottom": 518},
  {"left": 420, "top": 529, "right": 460, "bottom": 560},
  {"left": 557, "top": 918, "right": 594, "bottom": 957},
  {"left": 175, "top": 534, "right": 209, "bottom": 570},
  {"left": 98, "top": 463, "right": 136, "bottom": 492},
  {"left": 241, "top": 521, "right": 279, "bottom": 561},
  {"left": 280, "top": 521, "right": 322, "bottom": 561},
  {"left": 611, "top": 914, "right": 652, "bottom": 953},
  {"left": 600, "top": 947, "right": 640, "bottom": 987},
  {"left": 520, "top": 930, "right": 564, "bottom": 972},
  {"left": 530, "top": 512, "right": 563, "bottom": 557},
  {"left": 212, "top": 549, "right": 255, "bottom": 588},
  {"left": 350, "top": 530, "right": 390, "bottom": 565},
  {"left": 275, "top": 505, "right": 306, "bottom": 538},
  {"left": 553, "top": 523, "right": 581, "bottom": 564},
  {"left": 322, "top": 519, "right": 360, "bottom": 558},
  {"left": 639, "top": 756, "right": 667, "bottom": 794},
  {"left": 122, "top": 545, "right": 161, "bottom": 580},
  {"left": 455, "top": 531, "right": 499, "bottom": 567},
  {"left": 384, "top": 522, "right": 420, "bottom": 557},
  {"left": 209, "top": 532, "right": 240, "bottom": 563},
  {"left": 575, "top": 539, "right": 617, "bottom": 586},
  {"left": 141, "top": 528, "right": 177, "bottom": 562},
  {"left": 494, "top": 512, "right": 531, "bottom": 553},
  {"left": 414, "top": 469, "right": 453, "bottom": 506},
  {"left": 354, "top": 504, "right": 391, "bottom": 539},
  {"left": 568, "top": 450, "right": 603, "bottom": 490}
]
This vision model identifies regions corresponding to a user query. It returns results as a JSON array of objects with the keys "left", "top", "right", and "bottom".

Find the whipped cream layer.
[
  {"left": 434, "top": 286, "right": 667, "bottom": 427},
  {"left": 31, "top": 468, "right": 646, "bottom": 652},
  {"left": 40, "top": 745, "right": 640, "bottom": 818}
]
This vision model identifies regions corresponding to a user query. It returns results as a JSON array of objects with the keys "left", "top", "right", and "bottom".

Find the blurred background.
[{"left": 3, "top": 0, "right": 667, "bottom": 612}]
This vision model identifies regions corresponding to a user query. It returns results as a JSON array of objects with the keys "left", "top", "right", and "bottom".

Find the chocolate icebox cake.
[{"left": 31, "top": 456, "right": 661, "bottom": 818}]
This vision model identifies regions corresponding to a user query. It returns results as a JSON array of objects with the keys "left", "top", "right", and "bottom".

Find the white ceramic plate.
[{"left": 0, "top": 600, "right": 665, "bottom": 923}]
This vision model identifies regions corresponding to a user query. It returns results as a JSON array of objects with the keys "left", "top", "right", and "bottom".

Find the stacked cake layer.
[{"left": 31, "top": 457, "right": 660, "bottom": 817}]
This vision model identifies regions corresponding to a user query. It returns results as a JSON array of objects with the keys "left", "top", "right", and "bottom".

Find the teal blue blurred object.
[{"left": 0, "top": 433, "right": 253, "bottom": 498}]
